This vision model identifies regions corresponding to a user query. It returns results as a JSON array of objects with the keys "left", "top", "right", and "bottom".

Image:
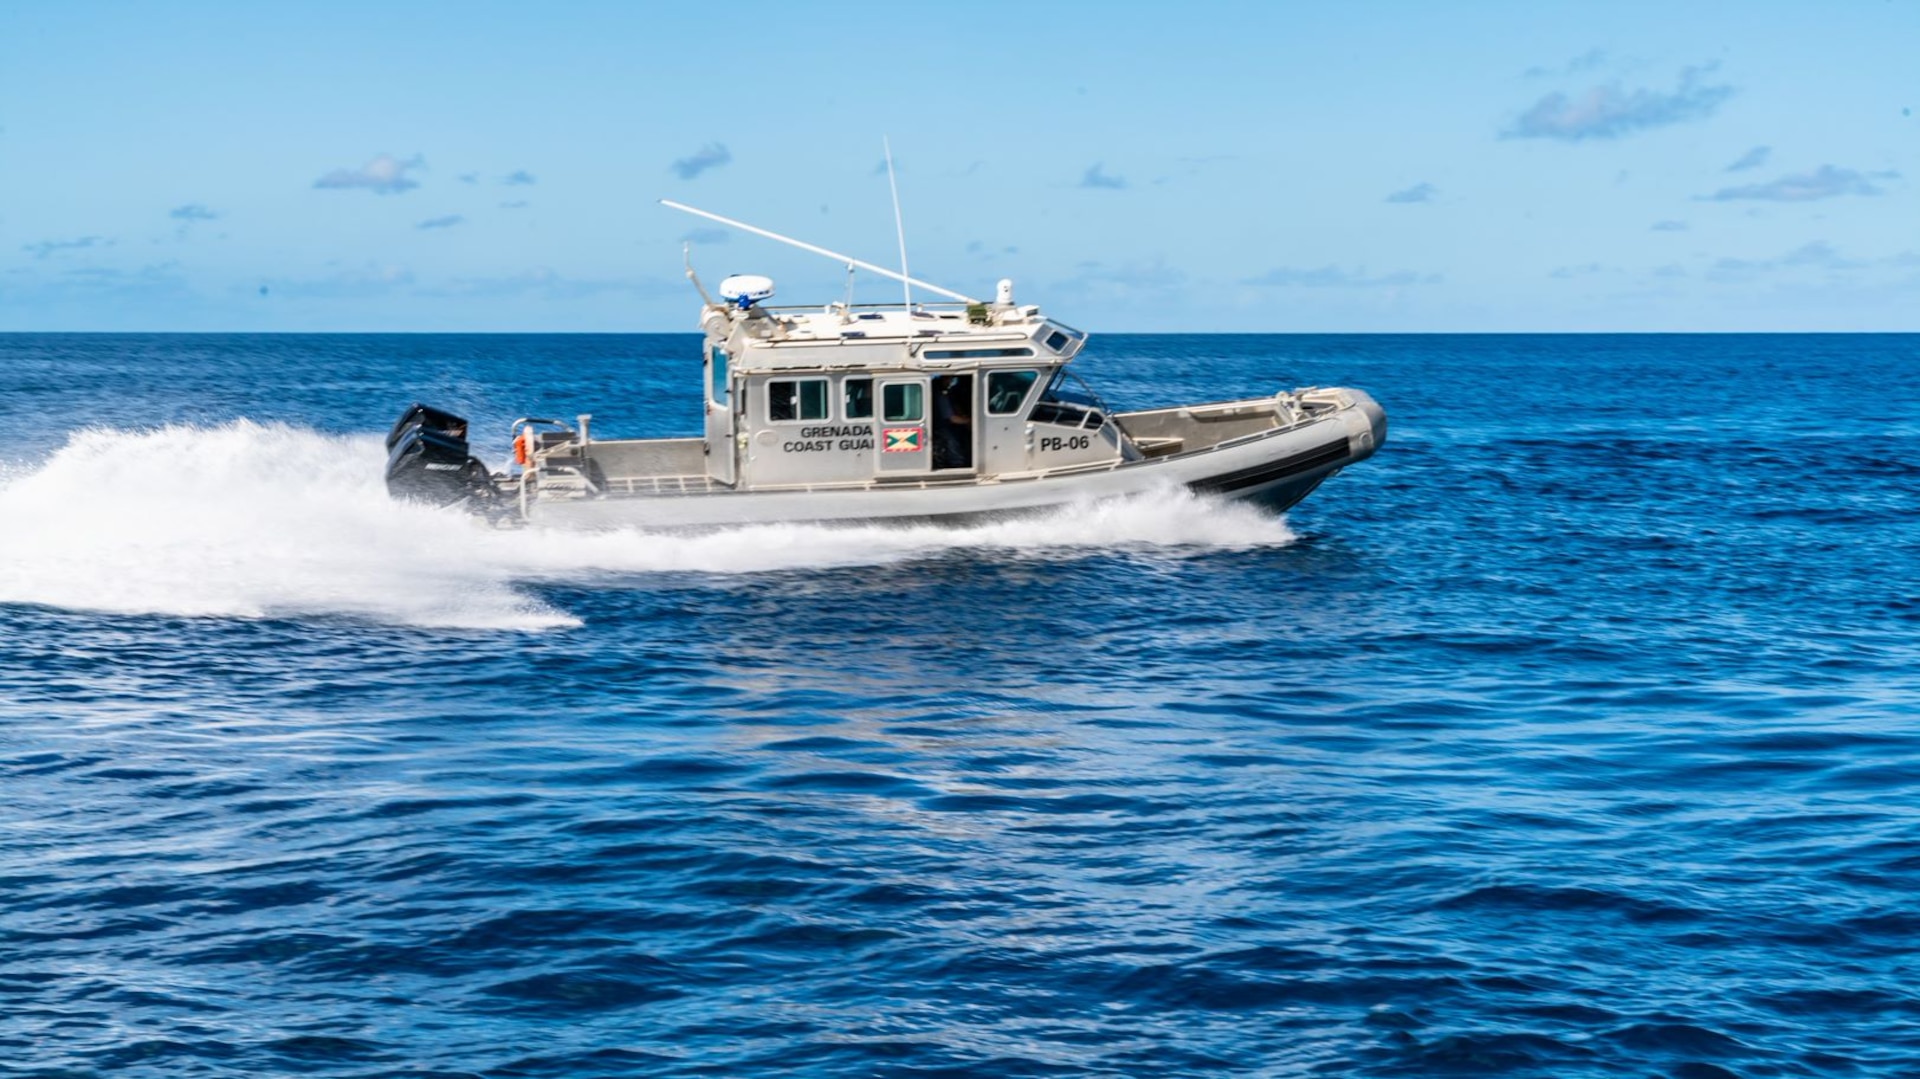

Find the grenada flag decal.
[{"left": 883, "top": 427, "right": 924, "bottom": 453}]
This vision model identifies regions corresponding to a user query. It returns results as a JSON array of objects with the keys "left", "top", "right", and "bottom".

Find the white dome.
[{"left": 719, "top": 274, "right": 775, "bottom": 307}]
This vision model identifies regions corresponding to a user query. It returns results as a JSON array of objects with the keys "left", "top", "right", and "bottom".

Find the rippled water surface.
[{"left": 2, "top": 333, "right": 1917, "bottom": 1077}]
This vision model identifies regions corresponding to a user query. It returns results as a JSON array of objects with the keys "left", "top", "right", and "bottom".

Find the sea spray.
[
  {"left": 0, "top": 421, "right": 1295, "bottom": 630},
  {"left": 0, "top": 421, "right": 571, "bottom": 630}
]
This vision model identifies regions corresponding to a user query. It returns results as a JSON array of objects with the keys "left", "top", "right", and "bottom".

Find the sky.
[{"left": 1, "top": 1, "right": 1915, "bottom": 332}]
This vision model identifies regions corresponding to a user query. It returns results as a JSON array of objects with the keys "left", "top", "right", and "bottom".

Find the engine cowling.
[{"left": 383, "top": 403, "right": 495, "bottom": 507}]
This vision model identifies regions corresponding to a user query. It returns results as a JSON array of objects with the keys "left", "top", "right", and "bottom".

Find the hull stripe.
[{"left": 1188, "top": 439, "right": 1350, "bottom": 495}]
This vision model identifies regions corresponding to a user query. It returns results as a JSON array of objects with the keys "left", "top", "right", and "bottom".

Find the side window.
[
  {"left": 708, "top": 345, "right": 729, "bottom": 405},
  {"left": 1029, "top": 402, "right": 1085, "bottom": 427},
  {"left": 844, "top": 378, "right": 873, "bottom": 420},
  {"left": 882, "top": 382, "right": 924, "bottom": 422},
  {"left": 767, "top": 378, "right": 828, "bottom": 422},
  {"left": 768, "top": 380, "right": 795, "bottom": 422},
  {"left": 987, "top": 370, "right": 1038, "bottom": 415},
  {"left": 800, "top": 380, "right": 827, "bottom": 420}
]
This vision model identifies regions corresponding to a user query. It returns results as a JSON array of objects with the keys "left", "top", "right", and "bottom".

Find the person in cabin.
[{"left": 932, "top": 375, "right": 973, "bottom": 470}]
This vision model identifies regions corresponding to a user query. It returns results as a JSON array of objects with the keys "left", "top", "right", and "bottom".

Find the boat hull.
[{"left": 521, "top": 390, "right": 1386, "bottom": 530}]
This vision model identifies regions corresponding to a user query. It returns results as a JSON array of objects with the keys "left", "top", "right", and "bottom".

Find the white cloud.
[
  {"left": 24, "top": 236, "right": 112, "bottom": 259},
  {"left": 1505, "top": 65, "right": 1733, "bottom": 141},
  {"left": 313, "top": 154, "right": 425, "bottom": 195},
  {"left": 670, "top": 143, "right": 731, "bottom": 180},
  {"left": 1078, "top": 163, "right": 1127, "bottom": 190},
  {"left": 1705, "top": 165, "right": 1892, "bottom": 202},
  {"left": 1707, "top": 241, "right": 1878, "bottom": 281}
]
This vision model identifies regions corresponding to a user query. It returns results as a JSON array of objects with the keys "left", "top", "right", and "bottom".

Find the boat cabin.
[{"left": 695, "top": 277, "right": 1137, "bottom": 490}]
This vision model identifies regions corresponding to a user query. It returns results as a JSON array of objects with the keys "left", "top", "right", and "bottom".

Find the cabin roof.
[{"left": 717, "top": 302, "right": 1087, "bottom": 372}]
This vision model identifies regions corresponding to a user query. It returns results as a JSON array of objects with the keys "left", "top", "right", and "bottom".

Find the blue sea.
[{"left": 1, "top": 332, "right": 1916, "bottom": 1077}]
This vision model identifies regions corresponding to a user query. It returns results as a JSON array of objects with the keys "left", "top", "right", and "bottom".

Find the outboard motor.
[{"left": 384, "top": 403, "right": 497, "bottom": 508}]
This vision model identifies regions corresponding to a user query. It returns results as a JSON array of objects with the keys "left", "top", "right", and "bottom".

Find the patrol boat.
[{"left": 384, "top": 202, "right": 1387, "bottom": 529}]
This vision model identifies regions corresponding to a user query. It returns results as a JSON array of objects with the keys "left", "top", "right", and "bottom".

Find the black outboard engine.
[{"left": 384, "top": 403, "right": 497, "bottom": 508}]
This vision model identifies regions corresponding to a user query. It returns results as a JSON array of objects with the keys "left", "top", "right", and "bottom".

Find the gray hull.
[{"left": 524, "top": 391, "right": 1386, "bottom": 530}]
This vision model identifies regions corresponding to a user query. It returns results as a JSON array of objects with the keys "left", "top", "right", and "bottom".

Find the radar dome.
[{"left": 719, "top": 274, "right": 775, "bottom": 309}]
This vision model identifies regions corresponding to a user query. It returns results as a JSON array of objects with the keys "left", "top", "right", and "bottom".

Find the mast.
[{"left": 884, "top": 137, "right": 912, "bottom": 311}]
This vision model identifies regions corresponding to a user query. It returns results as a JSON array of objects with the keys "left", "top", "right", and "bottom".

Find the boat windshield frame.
[{"left": 1041, "top": 367, "right": 1111, "bottom": 414}]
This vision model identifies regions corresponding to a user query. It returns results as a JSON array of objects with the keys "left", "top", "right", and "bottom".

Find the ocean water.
[{"left": 1, "top": 331, "right": 1916, "bottom": 1078}]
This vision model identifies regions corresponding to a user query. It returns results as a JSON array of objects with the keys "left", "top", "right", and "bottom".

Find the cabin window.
[
  {"left": 843, "top": 378, "right": 873, "bottom": 420},
  {"left": 707, "top": 345, "right": 729, "bottom": 405},
  {"left": 882, "top": 382, "right": 924, "bottom": 422},
  {"left": 1031, "top": 370, "right": 1107, "bottom": 430},
  {"left": 767, "top": 378, "right": 829, "bottom": 422},
  {"left": 1029, "top": 402, "right": 1105, "bottom": 431},
  {"left": 1029, "top": 402, "right": 1087, "bottom": 428},
  {"left": 1042, "top": 323, "right": 1084, "bottom": 355},
  {"left": 923, "top": 347, "right": 1035, "bottom": 360},
  {"left": 1040, "top": 368, "right": 1099, "bottom": 409},
  {"left": 986, "top": 370, "right": 1038, "bottom": 415}
]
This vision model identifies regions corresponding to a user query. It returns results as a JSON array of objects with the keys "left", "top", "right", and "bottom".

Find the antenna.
[
  {"left": 659, "top": 199, "right": 978, "bottom": 303},
  {"left": 681, "top": 242, "right": 716, "bottom": 306},
  {"left": 884, "top": 137, "right": 911, "bottom": 311}
]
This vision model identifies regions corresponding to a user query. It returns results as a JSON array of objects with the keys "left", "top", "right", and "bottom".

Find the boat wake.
[{"left": 0, "top": 422, "right": 1297, "bottom": 630}]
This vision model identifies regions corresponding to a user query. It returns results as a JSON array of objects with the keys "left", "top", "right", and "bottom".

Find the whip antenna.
[
  {"left": 884, "top": 137, "right": 912, "bottom": 311},
  {"left": 658, "top": 200, "right": 977, "bottom": 303}
]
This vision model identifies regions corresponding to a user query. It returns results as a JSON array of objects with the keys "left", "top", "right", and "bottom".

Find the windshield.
[{"left": 1040, "top": 369, "right": 1100, "bottom": 410}]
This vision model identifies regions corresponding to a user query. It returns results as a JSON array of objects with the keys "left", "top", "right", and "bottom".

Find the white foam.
[{"left": 0, "top": 423, "right": 1293, "bottom": 630}]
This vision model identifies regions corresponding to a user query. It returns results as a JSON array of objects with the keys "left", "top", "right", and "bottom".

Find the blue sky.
[{"left": 2, "top": 1, "right": 1914, "bottom": 332}]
